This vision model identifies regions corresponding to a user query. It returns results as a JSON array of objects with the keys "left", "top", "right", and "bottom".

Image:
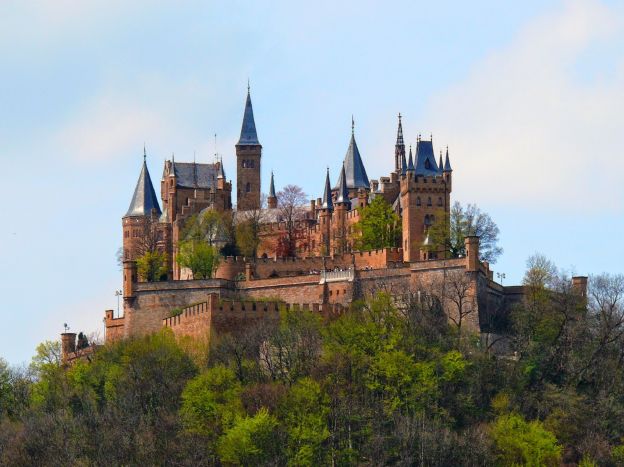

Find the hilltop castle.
[{"left": 61, "top": 87, "right": 588, "bottom": 361}]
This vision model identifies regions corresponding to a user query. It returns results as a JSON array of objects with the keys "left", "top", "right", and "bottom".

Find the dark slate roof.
[
  {"left": 407, "top": 146, "right": 415, "bottom": 171},
  {"left": 237, "top": 90, "right": 260, "bottom": 145},
  {"left": 125, "top": 161, "right": 162, "bottom": 217},
  {"left": 401, "top": 151, "right": 407, "bottom": 175},
  {"left": 335, "top": 164, "right": 351, "bottom": 205},
  {"left": 414, "top": 140, "right": 440, "bottom": 176},
  {"left": 173, "top": 162, "right": 219, "bottom": 189},
  {"left": 444, "top": 148, "right": 453, "bottom": 172},
  {"left": 269, "top": 171, "right": 276, "bottom": 198},
  {"left": 438, "top": 153, "right": 444, "bottom": 174},
  {"left": 321, "top": 169, "right": 333, "bottom": 211},
  {"left": 334, "top": 133, "right": 370, "bottom": 190}
]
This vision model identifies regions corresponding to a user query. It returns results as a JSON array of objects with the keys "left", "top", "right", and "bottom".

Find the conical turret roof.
[
  {"left": 125, "top": 156, "right": 162, "bottom": 217},
  {"left": 269, "top": 171, "right": 276, "bottom": 198},
  {"left": 237, "top": 87, "right": 260, "bottom": 145},
  {"left": 444, "top": 147, "right": 453, "bottom": 172},
  {"left": 407, "top": 146, "right": 415, "bottom": 171},
  {"left": 321, "top": 168, "right": 333, "bottom": 211},
  {"left": 334, "top": 120, "right": 369, "bottom": 190},
  {"left": 335, "top": 164, "right": 350, "bottom": 206}
]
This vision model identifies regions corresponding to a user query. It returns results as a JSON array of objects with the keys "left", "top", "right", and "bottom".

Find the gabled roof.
[
  {"left": 335, "top": 127, "right": 370, "bottom": 190},
  {"left": 237, "top": 89, "right": 260, "bottom": 145},
  {"left": 321, "top": 168, "right": 333, "bottom": 211},
  {"left": 335, "top": 164, "right": 350, "bottom": 205},
  {"left": 172, "top": 162, "right": 219, "bottom": 189},
  {"left": 125, "top": 160, "right": 162, "bottom": 217},
  {"left": 414, "top": 139, "right": 440, "bottom": 176}
]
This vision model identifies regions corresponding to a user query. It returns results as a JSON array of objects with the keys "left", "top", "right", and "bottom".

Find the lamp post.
[
  {"left": 115, "top": 290, "right": 123, "bottom": 318},
  {"left": 496, "top": 272, "right": 506, "bottom": 285}
]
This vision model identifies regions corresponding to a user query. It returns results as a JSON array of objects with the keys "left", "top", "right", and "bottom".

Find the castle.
[{"left": 60, "top": 87, "right": 587, "bottom": 361}]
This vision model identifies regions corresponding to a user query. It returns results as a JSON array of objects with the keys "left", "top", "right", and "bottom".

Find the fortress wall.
[
  {"left": 239, "top": 275, "right": 324, "bottom": 303},
  {"left": 125, "top": 279, "right": 234, "bottom": 338},
  {"left": 105, "top": 310, "right": 125, "bottom": 343},
  {"left": 214, "top": 248, "right": 404, "bottom": 281},
  {"left": 163, "top": 295, "right": 348, "bottom": 340}
]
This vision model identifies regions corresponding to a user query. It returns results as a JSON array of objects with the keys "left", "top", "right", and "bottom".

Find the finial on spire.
[
  {"left": 351, "top": 115, "right": 355, "bottom": 135},
  {"left": 143, "top": 143, "right": 146, "bottom": 162},
  {"left": 247, "top": 78, "right": 250, "bottom": 93}
]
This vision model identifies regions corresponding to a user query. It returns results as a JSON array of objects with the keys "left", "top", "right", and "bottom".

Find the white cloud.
[{"left": 421, "top": 0, "right": 624, "bottom": 211}]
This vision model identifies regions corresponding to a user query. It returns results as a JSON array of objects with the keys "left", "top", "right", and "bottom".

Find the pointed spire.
[
  {"left": 396, "top": 113, "right": 404, "bottom": 146},
  {"left": 125, "top": 151, "right": 162, "bottom": 217},
  {"left": 237, "top": 85, "right": 260, "bottom": 145},
  {"left": 439, "top": 151, "right": 444, "bottom": 174},
  {"left": 269, "top": 171, "right": 276, "bottom": 198},
  {"left": 407, "top": 145, "right": 415, "bottom": 171},
  {"left": 401, "top": 151, "right": 407, "bottom": 175},
  {"left": 217, "top": 157, "right": 226, "bottom": 179},
  {"left": 321, "top": 168, "right": 333, "bottom": 211},
  {"left": 335, "top": 164, "right": 350, "bottom": 206},
  {"left": 444, "top": 146, "right": 452, "bottom": 172},
  {"left": 335, "top": 118, "right": 370, "bottom": 190}
]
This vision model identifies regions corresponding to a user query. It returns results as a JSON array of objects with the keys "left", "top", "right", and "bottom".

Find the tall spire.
[
  {"left": 407, "top": 145, "right": 415, "bottom": 171},
  {"left": 395, "top": 113, "right": 406, "bottom": 173},
  {"left": 444, "top": 146, "right": 452, "bottom": 172},
  {"left": 269, "top": 170, "right": 276, "bottom": 198},
  {"left": 321, "top": 168, "right": 333, "bottom": 211},
  {"left": 439, "top": 151, "right": 444, "bottom": 174},
  {"left": 237, "top": 85, "right": 260, "bottom": 145},
  {"left": 125, "top": 149, "right": 162, "bottom": 217},
  {"left": 335, "top": 164, "right": 350, "bottom": 206},
  {"left": 396, "top": 113, "right": 404, "bottom": 146},
  {"left": 335, "top": 118, "right": 370, "bottom": 190}
]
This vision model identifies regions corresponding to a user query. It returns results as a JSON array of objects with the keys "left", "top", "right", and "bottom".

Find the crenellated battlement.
[{"left": 162, "top": 293, "right": 347, "bottom": 339}]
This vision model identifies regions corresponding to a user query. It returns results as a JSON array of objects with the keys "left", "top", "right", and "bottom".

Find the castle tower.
[
  {"left": 332, "top": 164, "right": 351, "bottom": 254},
  {"left": 319, "top": 168, "right": 333, "bottom": 256},
  {"left": 236, "top": 85, "right": 262, "bottom": 210},
  {"left": 122, "top": 148, "right": 162, "bottom": 262},
  {"left": 267, "top": 171, "right": 277, "bottom": 209},
  {"left": 334, "top": 118, "right": 370, "bottom": 197},
  {"left": 400, "top": 139, "right": 452, "bottom": 262},
  {"left": 395, "top": 113, "right": 405, "bottom": 173}
]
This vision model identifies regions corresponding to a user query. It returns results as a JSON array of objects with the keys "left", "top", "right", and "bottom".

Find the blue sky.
[{"left": 1, "top": 0, "right": 623, "bottom": 364}]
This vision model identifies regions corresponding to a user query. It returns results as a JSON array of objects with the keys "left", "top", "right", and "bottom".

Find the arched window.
[
  {"left": 416, "top": 197, "right": 421, "bottom": 206},
  {"left": 246, "top": 182, "right": 251, "bottom": 193},
  {"left": 427, "top": 197, "right": 432, "bottom": 207},
  {"left": 437, "top": 197, "right": 443, "bottom": 207}
]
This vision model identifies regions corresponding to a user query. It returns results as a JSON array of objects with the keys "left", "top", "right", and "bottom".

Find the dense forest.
[{"left": 1, "top": 258, "right": 623, "bottom": 466}]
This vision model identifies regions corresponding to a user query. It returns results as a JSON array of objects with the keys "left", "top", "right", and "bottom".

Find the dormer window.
[{"left": 425, "top": 159, "right": 431, "bottom": 170}]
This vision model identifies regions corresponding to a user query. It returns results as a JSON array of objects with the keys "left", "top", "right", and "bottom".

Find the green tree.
[
  {"left": 179, "top": 365, "right": 243, "bottom": 436},
  {"left": 427, "top": 201, "right": 502, "bottom": 263},
  {"left": 491, "top": 413, "right": 561, "bottom": 466},
  {"left": 280, "top": 378, "right": 330, "bottom": 466},
  {"left": 352, "top": 196, "right": 401, "bottom": 251},
  {"left": 136, "top": 250, "right": 168, "bottom": 281},
  {"left": 176, "top": 240, "right": 220, "bottom": 279},
  {"left": 217, "top": 407, "right": 280, "bottom": 465}
]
